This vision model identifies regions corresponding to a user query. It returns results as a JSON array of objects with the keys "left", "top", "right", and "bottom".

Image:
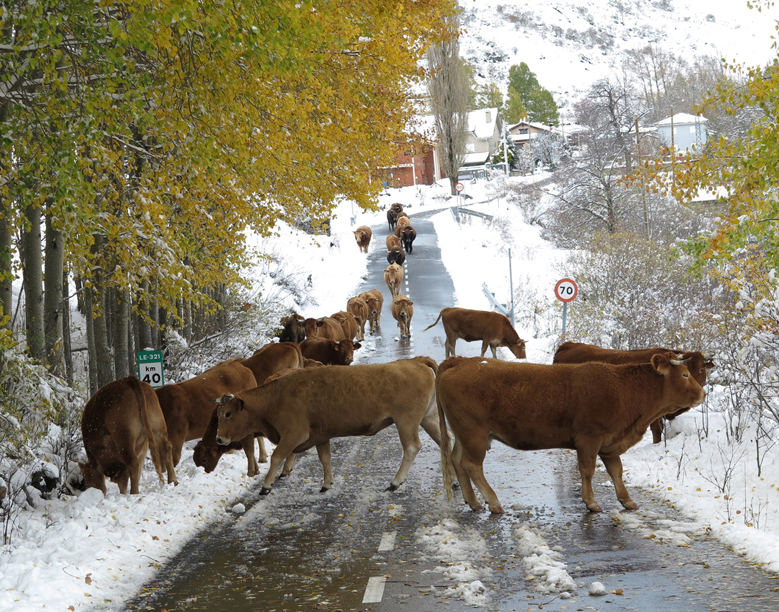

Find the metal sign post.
[
  {"left": 554, "top": 278, "right": 578, "bottom": 337},
  {"left": 455, "top": 181, "right": 464, "bottom": 216},
  {"left": 137, "top": 349, "right": 165, "bottom": 388}
]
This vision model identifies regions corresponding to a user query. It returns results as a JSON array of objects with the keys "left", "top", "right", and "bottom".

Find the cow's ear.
[
  {"left": 235, "top": 398, "right": 245, "bottom": 411},
  {"left": 408, "top": 300, "right": 414, "bottom": 306},
  {"left": 353, "top": 342, "right": 362, "bottom": 350},
  {"left": 651, "top": 353, "right": 671, "bottom": 375}
]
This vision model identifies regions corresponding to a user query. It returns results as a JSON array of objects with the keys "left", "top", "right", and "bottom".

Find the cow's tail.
[
  {"left": 130, "top": 377, "right": 165, "bottom": 486},
  {"left": 417, "top": 355, "right": 439, "bottom": 376},
  {"left": 422, "top": 310, "right": 444, "bottom": 333},
  {"left": 436, "top": 373, "right": 456, "bottom": 503}
]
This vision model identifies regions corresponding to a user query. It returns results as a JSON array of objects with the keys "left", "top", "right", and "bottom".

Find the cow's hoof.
[
  {"left": 489, "top": 505, "right": 505, "bottom": 514},
  {"left": 260, "top": 487, "right": 272, "bottom": 496},
  {"left": 452, "top": 482, "right": 461, "bottom": 490},
  {"left": 622, "top": 500, "right": 639, "bottom": 511},
  {"left": 586, "top": 502, "right": 603, "bottom": 513},
  {"left": 278, "top": 473, "right": 288, "bottom": 479},
  {"left": 386, "top": 483, "right": 401, "bottom": 492},
  {"left": 468, "top": 503, "right": 485, "bottom": 512}
]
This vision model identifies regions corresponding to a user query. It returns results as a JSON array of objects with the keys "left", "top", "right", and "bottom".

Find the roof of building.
[
  {"left": 468, "top": 107, "right": 499, "bottom": 139},
  {"left": 656, "top": 113, "right": 708, "bottom": 126}
]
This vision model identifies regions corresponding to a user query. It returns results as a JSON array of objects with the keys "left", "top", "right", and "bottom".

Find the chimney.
[{"left": 485, "top": 110, "right": 491, "bottom": 123}]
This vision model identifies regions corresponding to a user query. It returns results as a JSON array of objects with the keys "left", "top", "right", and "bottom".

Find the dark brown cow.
[
  {"left": 391, "top": 294, "right": 414, "bottom": 338},
  {"left": 300, "top": 337, "right": 361, "bottom": 365},
  {"left": 354, "top": 226, "right": 372, "bottom": 253},
  {"left": 387, "top": 208, "right": 398, "bottom": 231},
  {"left": 400, "top": 225, "right": 416, "bottom": 253},
  {"left": 156, "top": 360, "right": 257, "bottom": 468},
  {"left": 359, "top": 288, "right": 384, "bottom": 334},
  {"left": 553, "top": 341, "right": 714, "bottom": 443},
  {"left": 384, "top": 263, "right": 404, "bottom": 297},
  {"left": 303, "top": 316, "right": 346, "bottom": 341},
  {"left": 215, "top": 356, "right": 443, "bottom": 495},
  {"left": 436, "top": 354, "right": 706, "bottom": 514},
  {"left": 80, "top": 377, "right": 178, "bottom": 495},
  {"left": 279, "top": 313, "right": 306, "bottom": 343},
  {"left": 330, "top": 310, "right": 360, "bottom": 341},
  {"left": 346, "top": 296, "right": 370, "bottom": 341},
  {"left": 192, "top": 343, "right": 305, "bottom": 474},
  {"left": 423, "top": 307, "right": 526, "bottom": 360},
  {"left": 387, "top": 246, "right": 406, "bottom": 266}
]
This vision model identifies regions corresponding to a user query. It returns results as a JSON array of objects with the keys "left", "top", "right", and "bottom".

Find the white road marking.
[
  {"left": 378, "top": 531, "right": 397, "bottom": 552},
  {"left": 362, "top": 576, "right": 387, "bottom": 603}
]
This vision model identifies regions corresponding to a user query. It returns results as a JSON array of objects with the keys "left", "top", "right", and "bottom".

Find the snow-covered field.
[{"left": 2, "top": 175, "right": 779, "bottom": 610}]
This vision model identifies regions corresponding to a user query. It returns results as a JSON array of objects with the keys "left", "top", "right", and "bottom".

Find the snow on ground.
[{"left": 2, "top": 175, "right": 779, "bottom": 610}]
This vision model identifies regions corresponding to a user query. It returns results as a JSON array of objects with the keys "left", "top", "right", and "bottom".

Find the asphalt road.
[{"left": 124, "top": 212, "right": 779, "bottom": 612}]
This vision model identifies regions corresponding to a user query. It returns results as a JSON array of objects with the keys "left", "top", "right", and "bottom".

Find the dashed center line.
[
  {"left": 378, "top": 531, "right": 397, "bottom": 552},
  {"left": 362, "top": 576, "right": 387, "bottom": 603}
]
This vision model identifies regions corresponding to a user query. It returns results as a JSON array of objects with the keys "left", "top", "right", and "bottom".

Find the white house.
[
  {"left": 461, "top": 107, "right": 502, "bottom": 168},
  {"left": 655, "top": 113, "right": 708, "bottom": 153}
]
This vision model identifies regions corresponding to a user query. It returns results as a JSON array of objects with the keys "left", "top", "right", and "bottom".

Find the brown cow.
[
  {"left": 436, "top": 354, "right": 706, "bottom": 514},
  {"left": 346, "top": 296, "right": 370, "bottom": 341},
  {"left": 359, "top": 288, "right": 384, "bottom": 334},
  {"left": 423, "top": 307, "right": 526, "bottom": 360},
  {"left": 80, "top": 377, "right": 178, "bottom": 495},
  {"left": 214, "top": 356, "right": 443, "bottom": 495},
  {"left": 192, "top": 343, "right": 305, "bottom": 474},
  {"left": 330, "top": 310, "right": 360, "bottom": 341},
  {"left": 384, "top": 263, "right": 404, "bottom": 297},
  {"left": 387, "top": 246, "right": 406, "bottom": 266},
  {"left": 303, "top": 316, "right": 346, "bottom": 341},
  {"left": 279, "top": 313, "right": 306, "bottom": 343},
  {"left": 354, "top": 226, "right": 372, "bottom": 253},
  {"left": 391, "top": 294, "right": 414, "bottom": 338},
  {"left": 400, "top": 225, "right": 416, "bottom": 253},
  {"left": 387, "top": 208, "right": 399, "bottom": 231},
  {"left": 553, "top": 341, "right": 714, "bottom": 443},
  {"left": 300, "top": 337, "right": 361, "bottom": 365},
  {"left": 156, "top": 360, "right": 257, "bottom": 468},
  {"left": 386, "top": 234, "right": 402, "bottom": 251},
  {"left": 391, "top": 202, "right": 404, "bottom": 213}
]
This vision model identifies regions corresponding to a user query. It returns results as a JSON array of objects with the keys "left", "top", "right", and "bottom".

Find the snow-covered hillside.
[{"left": 461, "top": 0, "right": 779, "bottom": 113}]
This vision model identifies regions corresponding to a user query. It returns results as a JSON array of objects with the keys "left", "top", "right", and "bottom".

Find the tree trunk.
[
  {"left": 84, "top": 282, "right": 98, "bottom": 394},
  {"left": 43, "top": 213, "right": 64, "bottom": 375},
  {"left": 22, "top": 204, "right": 45, "bottom": 361},
  {"left": 112, "top": 286, "right": 130, "bottom": 378},
  {"left": 137, "top": 281, "right": 152, "bottom": 350},
  {"left": 62, "top": 272, "right": 73, "bottom": 386},
  {"left": 90, "top": 234, "right": 113, "bottom": 388},
  {"left": 0, "top": 196, "right": 13, "bottom": 330}
]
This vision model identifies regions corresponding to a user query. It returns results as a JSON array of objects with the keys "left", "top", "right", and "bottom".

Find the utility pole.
[{"left": 636, "top": 117, "right": 649, "bottom": 238}]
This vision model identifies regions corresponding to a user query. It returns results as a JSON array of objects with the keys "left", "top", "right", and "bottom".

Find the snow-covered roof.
[
  {"left": 461, "top": 151, "right": 490, "bottom": 166},
  {"left": 468, "top": 107, "right": 499, "bottom": 139},
  {"left": 656, "top": 113, "right": 708, "bottom": 126}
]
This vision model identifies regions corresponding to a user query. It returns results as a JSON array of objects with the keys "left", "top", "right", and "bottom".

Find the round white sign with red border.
[
  {"left": 455, "top": 182, "right": 464, "bottom": 193},
  {"left": 554, "top": 278, "right": 578, "bottom": 302}
]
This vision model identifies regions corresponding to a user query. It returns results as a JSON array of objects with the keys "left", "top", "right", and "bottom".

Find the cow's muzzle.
[{"left": 216, "top": 436, "right": 230, "bottom": 446}]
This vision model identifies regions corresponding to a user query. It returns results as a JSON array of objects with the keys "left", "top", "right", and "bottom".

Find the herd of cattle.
[{"left": 78, "top": 203, "right": 714, "bottom": 513}]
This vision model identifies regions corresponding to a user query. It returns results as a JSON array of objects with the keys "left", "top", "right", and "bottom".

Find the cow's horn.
[{"left": 670, "top": 357, "right": 691, "bottom": 365}]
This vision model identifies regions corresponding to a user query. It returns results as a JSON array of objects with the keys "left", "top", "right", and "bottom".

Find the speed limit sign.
[
  {"left": 455, "top": 182, "right": 464, "bottom": 193},
  {"left": 554, "top": 278, "right": 578, "bottom": 302}
]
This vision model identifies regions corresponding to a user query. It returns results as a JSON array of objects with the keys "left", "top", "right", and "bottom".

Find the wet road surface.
[{"left": 125, "top": 212, "right": 779, "bottom": 611}]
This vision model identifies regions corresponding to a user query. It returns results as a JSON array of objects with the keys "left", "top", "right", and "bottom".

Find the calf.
[
  {"left": 359, "top": 288, "right": 384, "bottom": 334},
  {"left": 300, "top": 337, "right": 360, "bottom": 365},
  {"left": 193, "top": 343, "right": 304, "bottom": 474},
  {"left": 437, "top": 354, "right": 705, "bottom": 514},
  {"left": 156, "top": 360, "right": 257, "bottom": 467},
  {"left": 354, "top": 226, "right": 372, "bottom": 253},
  {"left": 391, "top": 294, "right": 414, "bottom": 338},
  {"left": 553, "top": 341, "right": 714, "bottom": 443},
  {"left": 80, "top": 377, "right": 177, "bottom": 495},
  {"left": 423, "top": 307, "right": 526, "bottom": 360},
  {"left": 384, "top": 263, "right": 404, "bottom": 297},
  {"left": 215, "top": 356, "right": 443, "bottom": 495}
]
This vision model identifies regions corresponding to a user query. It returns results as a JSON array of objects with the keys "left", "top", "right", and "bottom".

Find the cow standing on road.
[
  {"left": 391, "top": 295, "right": 414, "bottom": 338},
  {"left": 384, "top": 263, "right": 404, "bottom": 297},
  {"left": 436, "top": 354, "right": 705, "bottom": 514},
  {"left": 354, "top": 226, "right": 372, "bottom": 253},
  {"left": 423, "top": 307, "right": 526, "bottom": 359},
  {"left": 215, "top": 356, "right": 444, "bottom": 496}
]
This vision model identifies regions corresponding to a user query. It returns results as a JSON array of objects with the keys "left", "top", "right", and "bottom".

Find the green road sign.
[{"left": 137, "top": 350, "right": 165, "bottom": 388}]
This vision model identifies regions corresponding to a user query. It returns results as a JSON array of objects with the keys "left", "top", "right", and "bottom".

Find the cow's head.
[
  {"left": 215, "top": 393, "right": 248, "bottom": 446},
  {"left": 332, "top": 339, "right": 359, "bottom": 365},
  {"left": 509, "top": 338, "right": 527, "bottom": 360},
  {"left": 192, "top": 440, "right": 220, "bottom": 473},
  {"left": 651, "top": 352, "right": 706, "bottom": 410},
  {"left": 678, "top": 351, "right": 715, "bottom": 386},
  {"left": 78, "top": 461, "right": 107, "bottom": 495}
]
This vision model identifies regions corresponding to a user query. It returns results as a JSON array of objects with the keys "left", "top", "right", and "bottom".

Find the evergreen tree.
[{"left": 507, "top": 62, "right": 559, "bottom": 125}]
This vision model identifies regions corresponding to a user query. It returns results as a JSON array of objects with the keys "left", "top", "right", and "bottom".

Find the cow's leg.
[
  {"left": 650, "top": 418, "right": 664, "bottom": 444},
  {"left": 449, "top": 438, "right": 481, "bottom": 510},
  {"left": 388, "top": 424, "right": 423, "bottom": 490},
  {"left": 458, "top": 440, "right": 503, "bottom": 513},
  {"left": 240, "top": 435, "right": 259, "bottom": 477},
  {"left": 157, "top": 436, "right": 178, "bottom": 486},
  {"left": 261, "top": 435, "right": 307, "bottom": 495},
  {"left": 316, "top": 441, "right": 334, "bottom": 492},
  {"left": 257, "top": 436, "right": 269, "bottom": 463},
  {"left": 280, "top": 453, "right": 297, "bottom": 477},
  {"left": 575, "top": 444, "right": 602, "bottom": 512},
  {"left": 600, "top": 452, "right": 638, "bottom": 510}
]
